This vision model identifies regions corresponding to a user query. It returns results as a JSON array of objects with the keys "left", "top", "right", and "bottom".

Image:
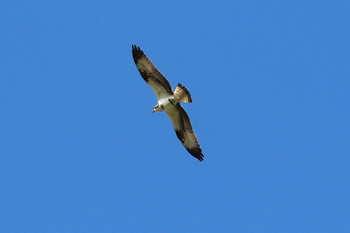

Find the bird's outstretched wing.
[
  {"left": 132, "top": 45, "right": 173, "bottom": 99},
  {"left": 164, "top": 103, "right": 204, "bottom": 161}
]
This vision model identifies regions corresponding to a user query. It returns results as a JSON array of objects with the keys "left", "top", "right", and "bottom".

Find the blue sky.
[{"left": 1, "top": 0, "right": 349, "bottom": 232}]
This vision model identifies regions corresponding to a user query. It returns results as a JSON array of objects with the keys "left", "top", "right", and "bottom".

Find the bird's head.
[{"left": 152, "top": 104, "right": 163, "bottom": 113}]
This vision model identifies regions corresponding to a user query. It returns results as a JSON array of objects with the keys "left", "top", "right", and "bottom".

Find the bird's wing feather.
[
  {"left": 164, "top": 103, "right": 204, "bottom": 161},
  {"left": 132, "top": 45, "right": 173, "bottom": 99}
]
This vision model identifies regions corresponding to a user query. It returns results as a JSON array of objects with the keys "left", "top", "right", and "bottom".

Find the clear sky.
[{"left": 1, "top": 0, "right": 349, "bottom": 232}]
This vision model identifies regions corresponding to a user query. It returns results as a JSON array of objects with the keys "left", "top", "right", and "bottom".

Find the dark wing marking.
[
  {"left": 132, "top": 45, "right": 173, "bottom": 99},
  {"left": 164, "top": 103, "right": 204, "bottom": 161}
]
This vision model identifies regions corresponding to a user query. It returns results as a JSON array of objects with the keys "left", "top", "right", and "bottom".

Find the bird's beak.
[{"left": 152, "top": 109, "right": 155, "bottom": 113}]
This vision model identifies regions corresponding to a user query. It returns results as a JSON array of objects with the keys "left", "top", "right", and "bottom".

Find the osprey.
[{"left": 132, "top": 45, "right": 204, "bottom": 161}]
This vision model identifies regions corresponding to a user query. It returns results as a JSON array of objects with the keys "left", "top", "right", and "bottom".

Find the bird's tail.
[{"left": 174, "top": 83, "right": 192, "bottom": 103}]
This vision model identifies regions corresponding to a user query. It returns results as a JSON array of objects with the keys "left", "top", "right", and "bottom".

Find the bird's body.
[
  {"left": 155, "top": 95, "right": 174, "bottom": 112},
  {"left": 132, "top": 45, "right": 204, "bottom": 161}
]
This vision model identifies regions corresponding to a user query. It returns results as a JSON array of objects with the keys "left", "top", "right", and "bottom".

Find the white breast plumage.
[{"left": 158, "top": 96, "right": 175, "bottom": 108}]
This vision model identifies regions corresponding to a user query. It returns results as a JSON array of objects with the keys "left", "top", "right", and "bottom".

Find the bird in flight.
[{"left": 132, "top": 45, "right": 204, "bottom": 161}]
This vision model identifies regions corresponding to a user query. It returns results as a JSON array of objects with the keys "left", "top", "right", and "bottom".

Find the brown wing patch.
[
  {"left": 132, "top": 45, "right": 173, "bottom": 95},
  {"left": 175, "top": 105, "right": 204, "bottom": 161},
  {"left": 175, "top": 130, "right": 204, "bottom": 161}
]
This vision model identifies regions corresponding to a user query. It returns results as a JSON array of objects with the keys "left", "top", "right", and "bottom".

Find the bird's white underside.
[{"left": 158, "top": 95, "right": 174, "bottom": 106}]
